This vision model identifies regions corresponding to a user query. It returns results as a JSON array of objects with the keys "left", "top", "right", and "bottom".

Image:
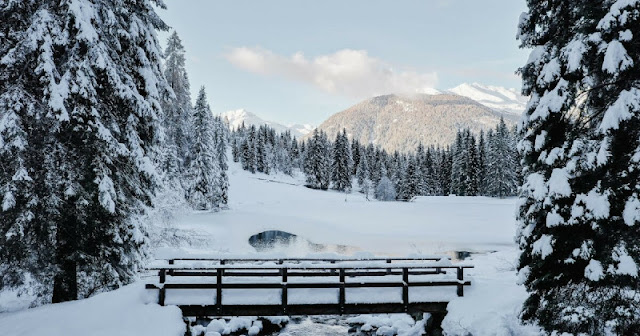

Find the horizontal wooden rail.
[
  {"left": 147, "top": 281, "right": 470, "bottom": 290},
  {"left": 164, "top": 269, "right": 446, "bottom": 277},
  {"left": 147, "top": 264, "right": 473, "bottom": 271},
  {"left": 162, "top": 257, "right": 448, "bottom": 265}
]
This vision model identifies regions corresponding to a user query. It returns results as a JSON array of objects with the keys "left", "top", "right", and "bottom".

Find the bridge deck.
[{"left": 145, "top": 257, "right": 473, "bottom": 317}]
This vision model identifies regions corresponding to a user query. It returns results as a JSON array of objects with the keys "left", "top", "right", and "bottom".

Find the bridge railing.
[
  {"left": 160, "top": 256, "right": 447, "bottom": 265},
  {"left": 144, "top": 258, "right": 473, "bottom": 316}
]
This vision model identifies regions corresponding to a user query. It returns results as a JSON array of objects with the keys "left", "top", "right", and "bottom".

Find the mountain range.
[
  {"left": 222, "top": 83, "right": 526, "bottom": 152},
  {"left": 315, "top": 93, "right": 519, "bottom": 153},
  {"left": 219, "top": 109, "right": 314, "bottom": 138}
]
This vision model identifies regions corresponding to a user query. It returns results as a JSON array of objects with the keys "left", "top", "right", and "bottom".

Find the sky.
[{"left": 157, "top": 0, "right": 529, "bottom": 126}]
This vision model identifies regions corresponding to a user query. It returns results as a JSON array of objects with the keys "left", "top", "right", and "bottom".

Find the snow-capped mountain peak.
[
  {"left": 448, "top": 83, "right": 527, "bottom": 115},
  {"left": 219, "top": 109, "right": 314, "bottom": 138}
]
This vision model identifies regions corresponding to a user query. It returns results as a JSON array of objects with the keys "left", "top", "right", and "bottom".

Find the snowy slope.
[
  {"left": 448, "top": 83, "right": 528, "bottom": 115},
  {"left": 220, "top": 109, "right": 314, "bottom": 138},
  {"left": 0, "top": 284, "right": 184, "bottom": 336}
]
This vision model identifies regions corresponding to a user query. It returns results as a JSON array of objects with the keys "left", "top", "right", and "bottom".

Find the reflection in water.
[{"left": 248, "top": 230, "right": 359, "bottom": 254}]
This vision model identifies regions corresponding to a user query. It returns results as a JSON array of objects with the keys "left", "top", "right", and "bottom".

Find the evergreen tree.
[
  {"left": 356, "top": 150, "right": 371, "bottom": 199},
  {"left": 162, "top": 31, "right": 193, "bottom": 175},
  {"left": 304, "top": 130, "right": 331, "bottom": 190},
  {"left": 450, "top": 130, "right": 468, "bottom": 195},
  {"left": 351, "top": 138, "right": 361, "bottom": 176},
  {"left": 487, "top": 118, "right": 517, "bottom": 197},
  {"left": 397, "top": 156, "right": 421, "bottom": 201},
  {"left": 375, "top": 176, "right": 397, "bottom": 201},
  {"left": 477, "top": 131, "right": 488, "bottom": 195},
  {"left": 0, "top": 0, "right": 168, "bottom": 303},
  {"left": 464, "top": 133, "right": 480, "bottom": 196},
  {"left": 331, "top": 129, "right": 352, "bottom": 191},
  {"left": 517, "top": 1, "right": 640, "bottom": 333},
  {"left": 242, "top": 126, "right": 257, "bottom": 173},
  {"left": 415, "top": 144, "right": 429, "bottom": 195},
  {"left": 213, "top": 116, "right": 229, "bottom": 207},
  {"left": 438, "top": 148, "right": 452, "bottom": 195},
  {"left": 186, "top": 88, "right": 222, "bottom": 211},
  {"left": 290, "top": 137, "right": 300, "bottom": 171}
]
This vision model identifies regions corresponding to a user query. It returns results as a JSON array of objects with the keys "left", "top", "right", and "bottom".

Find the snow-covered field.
[
  {"left": 156, "top": 166, "right": 518, "bottom": 258},
  {"left": 0, "top": 164, "right": 541, "bottom": 335}
]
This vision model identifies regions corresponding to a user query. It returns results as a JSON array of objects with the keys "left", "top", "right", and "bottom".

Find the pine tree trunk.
[{"left": 52, "top": 217, "right": 78, "bottom": 303}]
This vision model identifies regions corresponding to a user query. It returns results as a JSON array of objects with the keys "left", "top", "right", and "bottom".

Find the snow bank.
[
  {"left": 347, "top": 313, "right": 428, "bottom": 336},
  {"left": 0, "top": 283, "right": 184, "bottom": 336},
  {"left": 442, "top": 249, "right": 542, "bottom": 336}
]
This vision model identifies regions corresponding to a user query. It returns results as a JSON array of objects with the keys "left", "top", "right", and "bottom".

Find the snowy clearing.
[{"left": 155, "top": 165, "right": 518, "bottom": 258}]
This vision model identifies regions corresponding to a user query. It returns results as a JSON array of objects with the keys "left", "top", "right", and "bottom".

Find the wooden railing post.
[
  {"left": 457, "top": 267, "right": 464, "bottom": 297},
  {"left": 339, "top": 268, "right": 345, "bottom": 314},
  {"left": 402, "top": 268, "right": 409, "bottom": 311},
  {"left": 159, "top": 287, "right": 165, "bottom": 306},
  {"left": 216, "top": 268, "right": 223, "bottom": 314},
  {"left": 281, "top": 268, "right": 288, "bottom": 314},
  {"left": 159, "top": 269, "right": 166, "bottom": 284}
]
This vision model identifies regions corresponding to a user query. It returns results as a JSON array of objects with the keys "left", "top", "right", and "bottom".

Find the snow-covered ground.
[
  {"left": 155, "top": 166, "right": 518, "bottom": 258},
  {"left": 0, "top": 163, "right": 540, "bottom": 335},
  {"left": 0, "top": 283, "right": 185, "bottom": 336}
]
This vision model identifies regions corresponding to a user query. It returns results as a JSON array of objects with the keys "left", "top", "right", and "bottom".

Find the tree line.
[
  {"left": 230, "top": 118, "right": 520, "bottom": 201},
  {"left": 160, "top": 32, "right": 228, "bottom": 212}
]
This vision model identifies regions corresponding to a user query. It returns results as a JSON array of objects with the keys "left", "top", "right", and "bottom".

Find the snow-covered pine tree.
[
  {"left": 241, "top": 126, "right": 257, "bottom": 173},
  {"left": 518, "top": 1, "right": 640, "bottom": 333},
  {"left": 1, "top": 0, "right": 169, "bottom": 303},
  {"left": 213, "top": 116, "right": 229, "bottom": 207},
  {"left": 390, "top": 151, "right": 404, "bottom": 189},
  {"left": 438, "top": 148, "right": 452, "bottom": 195},
  {"left": 274, "top": 133, "right": 293, "bottom": 176},
  {"left": 298, "top": 140, "right": 307, "bottom": 170},
  {"left": 464, "top": 132, "right": 480, "bottom": 196},
  {"left": 351, "top": 138, "right": 361, "bottom": 176},
  {"left": 375, "top": 176, "right": 397, "bottom": 201},
  {"left": 450, "top": 130, "right": 469, "bottom": 195},
  {"left": 187, "top": 87, "right": 222, "bottom": 211},
  {"left": 356, "top": 149, "right": 371, "bottom": 199},
  {"left": 162, "top": 31, "right": 193, "bottom": 179},
  {"left": 487, "top": 118, "right": 517, "bottom": 197},
  {"left": 331, "top": 129, "right": 352, "bottom": 191},
  {"left": 255, "top": 127, "right": 267, "bottom": 174},
  {"left": 290, "top": 137, "right": 300, "bottom": 171},
  {"left": 416, "top": 144, "right": 429, "bottom": 195},
  {"left": 477, "top": 130, "right": 488, "bottom": 195},
  {"left": 397, "top": 156, "right": 421, "bottom": 201},
  {"left": 304, "top": 129, "right": 331, "bottom": 190}
]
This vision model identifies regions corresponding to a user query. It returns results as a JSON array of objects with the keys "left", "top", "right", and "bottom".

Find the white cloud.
[{"left": 225, "top": 47, "right": 439, "bottom": 99}]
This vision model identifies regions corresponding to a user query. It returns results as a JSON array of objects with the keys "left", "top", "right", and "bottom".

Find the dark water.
[
  {"left": 248, "top": 230, "right": 299, "bottom": 251},
  {"left": 248, "top": 230, "right": 358, "bottom": 254}
]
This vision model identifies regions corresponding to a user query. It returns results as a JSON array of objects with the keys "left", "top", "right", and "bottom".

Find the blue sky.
[{"left": 157, "top": 0, "right": 528, "bottom": 125}]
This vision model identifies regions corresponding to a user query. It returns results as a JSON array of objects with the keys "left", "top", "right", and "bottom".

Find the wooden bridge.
[{"left": 145, "top": 257, "right": 473, "bottom": 318}]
